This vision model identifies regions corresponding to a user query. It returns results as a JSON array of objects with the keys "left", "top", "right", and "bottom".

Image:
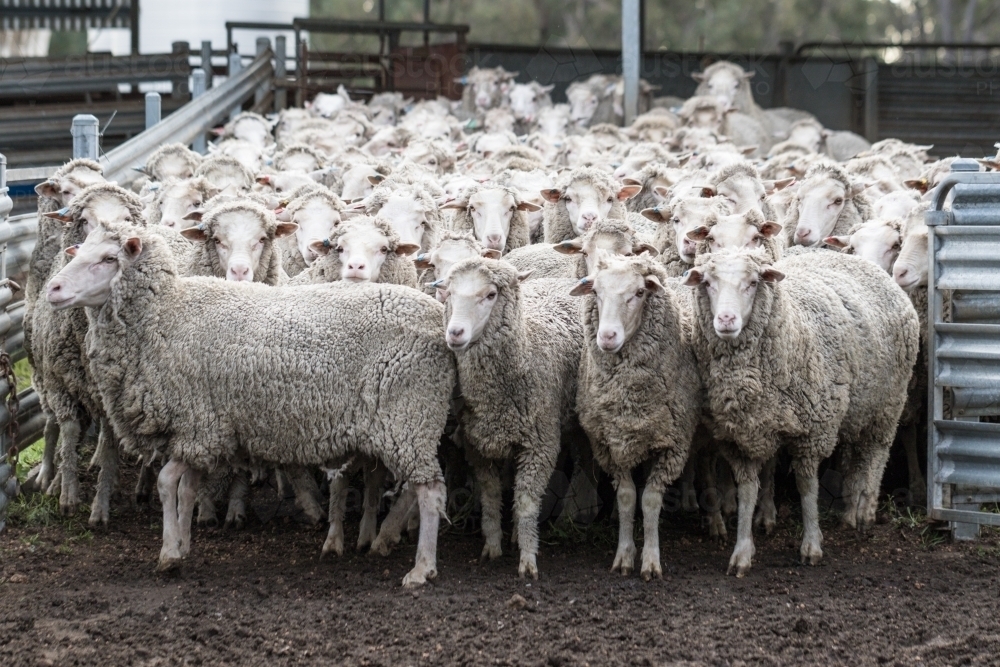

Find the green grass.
[
  {"left": 9, "top": 357, "right": 45, "bottom": 481},
  {"left": 884, "top": 500, "right": 948, "bottom": 548}
]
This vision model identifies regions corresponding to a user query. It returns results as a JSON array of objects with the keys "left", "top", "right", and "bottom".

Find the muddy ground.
[{"left": 1, "top": 462, "right": 999, "bottom": 667}]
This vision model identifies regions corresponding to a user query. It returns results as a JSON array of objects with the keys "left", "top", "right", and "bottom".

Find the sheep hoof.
[
  {"left": 611, "top": 545, "right": 635, "bottom": 575},
  {"left": 402, "top": 565, "right": 436, "bottom": 588},
  {"left": 517, "top": 555, "right": 538, "bottom": 580},
  {"left": 224, "top": 514, "right": 245, "bottom": 530},
  {"left": 480, "top": 543, "right": 502, "bottom": 563},
  {"left": 59, "top": 499, "right": 78, "bottom": 517},
  {"left": 369, "top": 537, "right": 392, "bottom": 557},
  {"left": 800, "top": 542, "right": 823, "bottom": 566},
  {"left": 198, "top": 515, "right": 219, "bottom": 529},
  {"left": 640, "top": 561, "right": 662, "bottom": 582},
  {"left": 156, "top": 557, "right": 183, "bottom": 573},
  {"left": 320, "top": 541, "right": 343, "bottom": 560},
  {"left": 727, "top": 542, "right": 754, "bottom": 577},
  {"left": 87, "top": 506, "right": 109, "bottom": 528}
]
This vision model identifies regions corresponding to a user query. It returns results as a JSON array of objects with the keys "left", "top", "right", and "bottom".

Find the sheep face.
[
  {"left": 472, "top": 132, "right": 516, "bottom": 158},
  {"left": 873, "top": 191, "right": 919, "bottom": 221},
  {"left": 309, "top": 91, "right": 349, "bottom": 118},
  {"left": 150, "top": 152, "right": 198, "bottom": 181},
  {"left": 231, "top": 116, "right": 272, "bottom": 149},
  {"left": 674, "top": 127, "right": 719, "bottom": 153},
  {"left": 363, "top": 127, "right": 408, "bottom": 157},
  {"left": 404, "top": 140, "right": 451, "bottom": 173},
  {"left": 291, "top": 199, "right": 342, "bottom": 266},
  {"left": 341, "top": 165, "right": 382, "bottom": 201},
  {"left": 692, "top": 212, "right": 781, "bottom": 255},
  {"left": 417, "top": 239, "right": 497, "bottom": 285},
  {"left": 695, "top": 65, "right": 752, "bottom": 110},
  {"left": 463, "top": 68, "right": 513, "bottom": 110},
  {"left": 572, "top": 253, "right": 662, "bottom": 353},
  {"left": 683, "top": 252, "right": 784, "bottom": 340},
  {"left": 66, "top": 192, "right": 137, "bottom": 235},
  {"left": 255, "top": 171, "right": 315, "bottom": 197},
  {"left": 788, "top": 123, "right": 823, "bottom": 152},
  {"left": 698, "top": 149, "right": 746, "bottom": 173},
  {"left": 705, "top": 171, "right": 767, "bottom": 216},
  {"left": 197, "top": 160, "right": 253, "bottom": 194},
  {"left": 893, "top": 220, "right": 928, "bottom": 291},
  {"left": 46, "top": 228, "right": 134, "bottom": 310},
  {"left": 185, "top": 209, "right": 296, "bottom": 282},
  {"left": 567, "top": 85, "right": 601, "bottom": 128},
  {"left": 557, "top": 227, "right": 651, "bottom": 276},
  {"left": 155, "top": 180, "right": 212, "bottom": 229},
  {"left": 213, "top": 139, "right": 265, "bottom": 173},
  {"left": 372, "top": 192, "right": 430, "bottom": 252},
  {"left": 328, "top": 225, "right": 402, "bottom": 283},
  {"left": 459, "top": 189, "right": 538, "bottom": 252},
  {"left": 35, "top": 167, "right": 105, "bottom": 206},
  {"left": 614, "top": 145, "right": 661, "bottom": 180},
  {"left": 791, "top": 177, "right": 857, "bottom": 246},
  {"left": 439, "top": 266, "right": 505, "bottom": 350},
  {"left": 279, "top": 150, "right": 323, "bottom": 173},
  {"left": 535, "top": 105, "right": 570, "bottom": 136},
  {"left": 825, "top": 220, "right": 901, "bottom": 273},
  {"left": 508, "top": 83, "right": 553, "bottom": 124},
  {"left": 545, "top": 178, "right": 637, "bottom": 236},
  {"left": 644, "top": 197, "right": 723, "bottom": 263}
]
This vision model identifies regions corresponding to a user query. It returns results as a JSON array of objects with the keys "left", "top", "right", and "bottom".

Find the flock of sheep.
[{"left": 18, "top": 59, "right": 960, "bottom": 587}]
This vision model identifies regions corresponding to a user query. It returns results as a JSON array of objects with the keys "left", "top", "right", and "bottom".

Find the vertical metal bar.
[
  {"left": 275, "top": 36, "right": 287, "bottom": 113},
  {"left": 229, "top": 47, "right": 243, "bottom": 121},
  {"left": 144, "top": 92, "right": 161, "bottom": 130},
  {"left": 621, "top": 0, "right": 640, "bottom": 125},
  {"left": 171, "top": 41, "right": 190, "bottom": 99},
  {"left": 423, "top": 0, "right": 431, "bottom": 48},
  {"left": 191, "top": 69, "right": 207, "bottom": 154},
  {"left": 201, "top": 40, "right": 213, "bottom": 90},
  {"left": 0, "top": 152, "right": 11, "bottom": 531},
  {"left": 863, "top": 57, "right": 879, "bottom": 143},
  {"left": 297, "top": 37, "right": 306, "bottom": 109},
  {"left": 255, "top": 37, "right": 270, "bottom": 108},
  {"left": 130, "top": 0, "right": 140, "bottom": 55},
  {"left": 71, "top": 115, "right": 100, "bottom": 160}
]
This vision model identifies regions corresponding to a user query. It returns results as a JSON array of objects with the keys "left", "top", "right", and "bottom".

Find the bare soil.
[{"left": 2, "top": 463, "right": 999, "bottom": 667}]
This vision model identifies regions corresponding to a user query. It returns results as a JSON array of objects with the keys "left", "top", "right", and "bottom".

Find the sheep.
[
  {"left": 273, "top": 144, "right": 327, "bottom": 173},
  {"left": 137, "top": 143, "right": 203, "bottom": 183},
  {"left": 361, "top": 182, "right": 442, "bottom": 254},
  {"left": 440, "top": 184, "right": 539, "bottom": 253},
  {"left": 622, "top": 165, "right": 686, "bottom": 214},
  {"left": 624, "top": 110, "right": 679, "bottom": 143},
  {"left": 179, "top": 201, "right": 296, "bottom": 284},
  {"left": 468, "top": 130, "right": 519, "bottom": 158},
  {"left": 490, "top": 145, "right": 545, "bottom": 170},
  {"left": 783, "top": 163, "right": 873, "bottom": 247},
  {"left": 845, "top": 156, "right": 904, "bottom": 198},
  {"left": 688, "top": 208, "right": 785, "bottom": 264},
  {"left": 46, "top": 222, "right": 455, "bottom": 587},
  {"left": 785, "top": 118, "right": 824, "bottom": 152},
  {"left": 216, "top": 111, "right": 275, "bottom": 149},
  {"left": 872, "top": 189, "right": 922, "bottom": 220},
  {"left": 507, "top": 82, "right": 554, "bottom": 131},
  {"left": 306, "top": 86, "right": 355, "bottom": 118},
  {"left": 570, "top": 253, "right": 701, "bottom": 579},
  {"left": 401, "top": 138, "right": 457, "bottom": 174},
  {"left": 367, "top": 91, "right": 412, "bottom": 126},
  {"left": 458, "top": 66, "right": 517, "bottom": 115},
  {"left": 541, "top": 167, "right": 641, "bottom": 243},
  {"left": 484, "top": 107, "right": 517, "bottom": 134},
  {"left": 415, "top": 231, "right": 501, "bottom": 298},
  {"left": 821, "top": 129, "right": 871, "bottom": 162},
  {"left": 254, "top": 170, "right": 318, "bottom": 199},
  {"left": 339, "top": 159, "right": 392, "bottom": 202},
  {"left": 210, "top": 138, "right": 268, "bottom": 174},
  {"left": 274, "top": 186, "right": 346, "bottom": 277},
  {"left": 361, "top": 126, "right": 412, "bottom": 157},
  {"left": 194, "top": 154, "right": 256, "bottom": 194},
  {"left": 670, "top": 127, "right": 722, "bottom": 153},
  {"left": 682, "top": 247, "right": 918, "bottom": 575},
  {"left": 640, "top": 197, "right": 734, "bottom": 276},
  {"left": 823, "top": 218, "right": 905, "bottom": 273},
  {"left": 555, "top": 134, "right": 607, "bottom": 168},
  {"left": 290, "top": 216, "right": 418, "bottom": 288},
  {"left": 908, "top": 157, "right": 961, "bottom": 196},
  {"left": 145, "top": 177, "right": 220, "bottom": 230},
  {"left": 699, "top": 162, "right": 794, "bottom": 219},
  {"left": 613, "top": 143, "right": 678, "bottom": 181},
  {"left": 436, "top": 257, "right": 582, "bottom": 578},
  {"left": 494, "top": 169, "right": 554, "bottom": 243},
  {"left": 273, "top": 107, "right": 315, "bottom": 141}
]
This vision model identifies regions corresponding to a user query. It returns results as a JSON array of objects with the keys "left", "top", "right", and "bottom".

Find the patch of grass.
[
  {"left": 13, "top": 357, "right": 32, "bottom": 392},
  {"left": 8, "top": 493, "right": 61, "bottom": 528},
  {"left": 884, "top": 499, "right": 948, "bottom": 548},
  {"left": 15, "top": 438, "right": 47, "bottom": 482}
]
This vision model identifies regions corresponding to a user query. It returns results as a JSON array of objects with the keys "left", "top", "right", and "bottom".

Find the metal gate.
[{"left": 927, "top": 159, "right": 1000, "bottom": 538}]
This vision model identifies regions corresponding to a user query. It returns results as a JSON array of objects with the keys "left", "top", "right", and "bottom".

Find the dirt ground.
[{"left": 2, "top": 462, "right": 999, "bottom": 667}]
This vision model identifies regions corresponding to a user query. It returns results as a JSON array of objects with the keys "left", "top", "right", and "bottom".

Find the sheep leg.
[
  {"left": 287, "top": 466, "right": 324, "bottom": 525},
  {"left": 726, "top": 459, "right": 762, "bottom": 577},
  {"left": 196, "top": 467, "right": 228, "bottom": 528},
  {"left": 844, "top": 442, "right": 892, "bottom": 533},
  {"left": 696, "top": 449, "right": 726, "bottom": 540},
  {"left": 513, "top": 444, "right": 559, "bottom": 580},
  {"left": 611, "top": 471, "right": 637, "bottom": 576},
  {"left": 156, "top": 459, "right": 187, "bottom": 571},
  {"left": 680, "top": 458, "right": 698, "bottom": 512},
  {"left": 717, "top": 457, "right": 738, "bottom": 516},
  {"left": 88, "top": 419, "right": 119, "bottom": 527},
  {"left": 322, "top": 473, "right": 351, "bottom": 558},
  {"left": 473, "top": 462, "right": 503, "bottom": 561},
  {"left": 357, "top": 459, "right": 387, "bottom": 551},
  {"left": 370, "top": 486, "right": 417, "bottom": 556},
  {"left": 23, "top": 414, "right": 58, "bottom": 493},
  {"left": 177, "top": 466, "right": 201, "bottom": 559},
  {"left": 753, "top": 456, "right": 777, "bottom": 535},
  {"left": 57, "top": 419, "right": 82, "bottom": 516},
  {"left": 224, "top": 468, "right": 249, "bottom": 529},
  {"left": 641, "top": 453, "right": 686, "bottom": 581},
  {"left": 406, "top": 504, "right": 420, "bottom": 542},
  {"left": 901, "top": 420, "right": 926, "bottom": 506},
  {"left": 135, "top": 452, "right": 157, "bottom": 505},
  {"left": 793, "top": 457, "right": 823, "bottom": 566},
  {"left": 402, "top": 480, "right": 446, "bottom": 588}
]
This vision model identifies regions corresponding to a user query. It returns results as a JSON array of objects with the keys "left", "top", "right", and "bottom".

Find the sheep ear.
[
  {"left": 633, "top": 242, "right": 658, "bottom": 257},
  {"left": 516, "top": 201, "right": 541, "bottom": 212},
  {"left": 274, "top": 222, "right": 299, "bottom": 239},
  {"left": 644, "top": 274, "right": 663, "bottom": 293},
  {"left": 621, "top": 177, "right": 642, "bottom": 187},
  {"left": 64, "top": 244, "right": 79, "bottom": 257},
  {"left": 274, "top": 207, "right": 293, "bottom": 222},
  {"left": 35, "top": 180, "right": 61, "bottom": 198},
  {"left": 310, "top": 239, "right": 333, "bottom": 256},
  {"left": 514, "top": 269, "right": 534, "bottom": 284},
  {"left": 691, "top": 72, "right": 705, "bottom": 82},
  {"left": 554, "top": 239, "right": 584, "bottom": 255},
  {"left": 180, "top": 226, "right": 209, "bottom": 242},
  {"left": 849, "top": 181, "right": 871, "bottom": 198},
  {"left": 676, "top": 152, "right": 693, "bottom": 166},
  {"left": 183, "top": 209, "right": 204, "bottom": 222},
  {"left": 764, "top": 177, "right": 795, "bottom": 194},
  {"left": 760, "top": 267, "right": 785, "bottom": 283},
  {"left": 904, "top": 177, "right": 930, "bottom": 193},
  {"left": 481, "top": 249, "right": 502, "bottom": 260},
  {"left": 682, "top": 269, "right": 703, "bottom": 286},
  {"left": 640, "top": 207, "right": 667, "bottom": 223},
  {"left": 686, "top": 226, "right": 710, "bottom": 241},
  {"left": 395, "top": 243, "right": 420, "bottom": 256},
  {"left": 255, "top": 175, "right": 271, "bottom": 185},
  {"left": 569, "top": 277, "right": 594, "bottom": 296},
  {"left": 367, "top": 174, "right": 386, "bottom": 186},
  {"left": 43, "top": 208, "right": 73, "bottom": 223},
  {"left": 438, "top": 198, "right": 467, "bottom": 210},
  {"left": 617, "top": 184, "right": 642, "bottom": 201},
  {"left": 413, "top": 253, "right": 433, "bottom": 269},
  {"left": 739, "top": 145, "right": 758, "bottom": 156},
  {"left": 652, "top": 185, "right": 671, "bottom": 201},
  {"left": 823, "top": 235, "right": 850, "bottom": 249},
  {"left": 698, "top": 185, "right": 716, "bottom": 198},
  {"left": 759, "top": 221, "right": 783, "bottom": 238},
  {"left": 540, "top": 188, "right": 562, "bottom": 203},
  {"left": 123, "top": 237, "right": 143, "bottom": 259},
  {"left": 741, "top": 70, "right": 755, "bottom": 80}
]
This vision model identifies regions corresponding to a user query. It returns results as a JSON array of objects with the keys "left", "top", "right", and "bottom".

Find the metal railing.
[{"left": 927, "top": 159, "right": 1000, "bottom": 539}]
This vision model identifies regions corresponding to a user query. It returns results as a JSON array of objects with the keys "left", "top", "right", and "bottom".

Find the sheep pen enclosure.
[{"left": 4, "top": 9, "right": 1000, "bottom": 665}]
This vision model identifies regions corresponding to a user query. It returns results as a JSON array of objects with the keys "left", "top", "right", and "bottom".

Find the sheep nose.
[
  {"left": 717, "top": 313, "right": 737, "bottom": 328},
  {"left": 447, "top": 326, "right": 465, "bottom": 342},
  {"left": 599, "top": 330, "right": 618, "bottom": 346},
  {"left": 347, "top": 261, "right": 366, "bottom": 270},
  {"left": 229, "top": 265, "right": 251, "bottom": 281},
  {"left": 486, "top": 234, "right": 502, "bottom": 250},
  {"left": 795, "top": 229, "right": 811, "bottom": 241},
  {"left": 894, "top": 266, "right": 909, "bottom": 282}
]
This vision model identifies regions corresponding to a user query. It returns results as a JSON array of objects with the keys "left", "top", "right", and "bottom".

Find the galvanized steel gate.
[{"left": 928, "top": 159, "right": 1000, "bottom": 538}]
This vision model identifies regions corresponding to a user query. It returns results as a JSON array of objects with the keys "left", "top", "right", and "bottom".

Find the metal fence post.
[
  {"left": 274, "top": 36, "right": 287, "bottom": 113},
  {"left": 229, "top": 47, "right": 243, "bottom": 121},
  {"left": 0, "top": 153, "right": 15, "bottom": 536},
  {"left": 71, "top": 115, "right": 100, "bottom": 160},
  {"left": 255, "top": 37, "right": 271, "bottom": 108},
  {"left": 171, "top": 41, "right": 191, "bottom": 99},
  {"left": 621, "top": 0, "right": 640, "bottom": 125},
  {"left": 191, "top": 69, "right": 208, "bottom": 154},
  {"left": 145, "top": 92, "right": 162, "bottom": 130},
  {"left": 201, "top": 40, "right": 214, "bottom": 90}
]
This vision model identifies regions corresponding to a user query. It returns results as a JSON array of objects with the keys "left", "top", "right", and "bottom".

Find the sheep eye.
[
  {"left": 892, "top": 242, "right": 901, "bottom": 251},
  {"left": 749, "top": 280, "right": 758, "bottom": 288},
  {"left": 380, "top": 246, "right": 388, "bottom": 253},
  {"left": 259, "top": 237, "right": 266, "bottom": 244},
  {"left": 635, "top": 288, "right": 645, "bottom": 298},
  {"left": 833, "top": 197, "right": 844, "bottom": 205},
  {"left": 486, "top": 292, "right": 497, "bottom": 300},
  {"left": 103, "top": 256, "right": 117, "bottom": 263},
  {"left": 336, "top": 246, "right": 344, "bottom": 253},
  {"left": 607, "top": 197, "right": 613, "bottom": 203},
  {"left": 671, "top": 217, "right": 680, "bottom": 224}
]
